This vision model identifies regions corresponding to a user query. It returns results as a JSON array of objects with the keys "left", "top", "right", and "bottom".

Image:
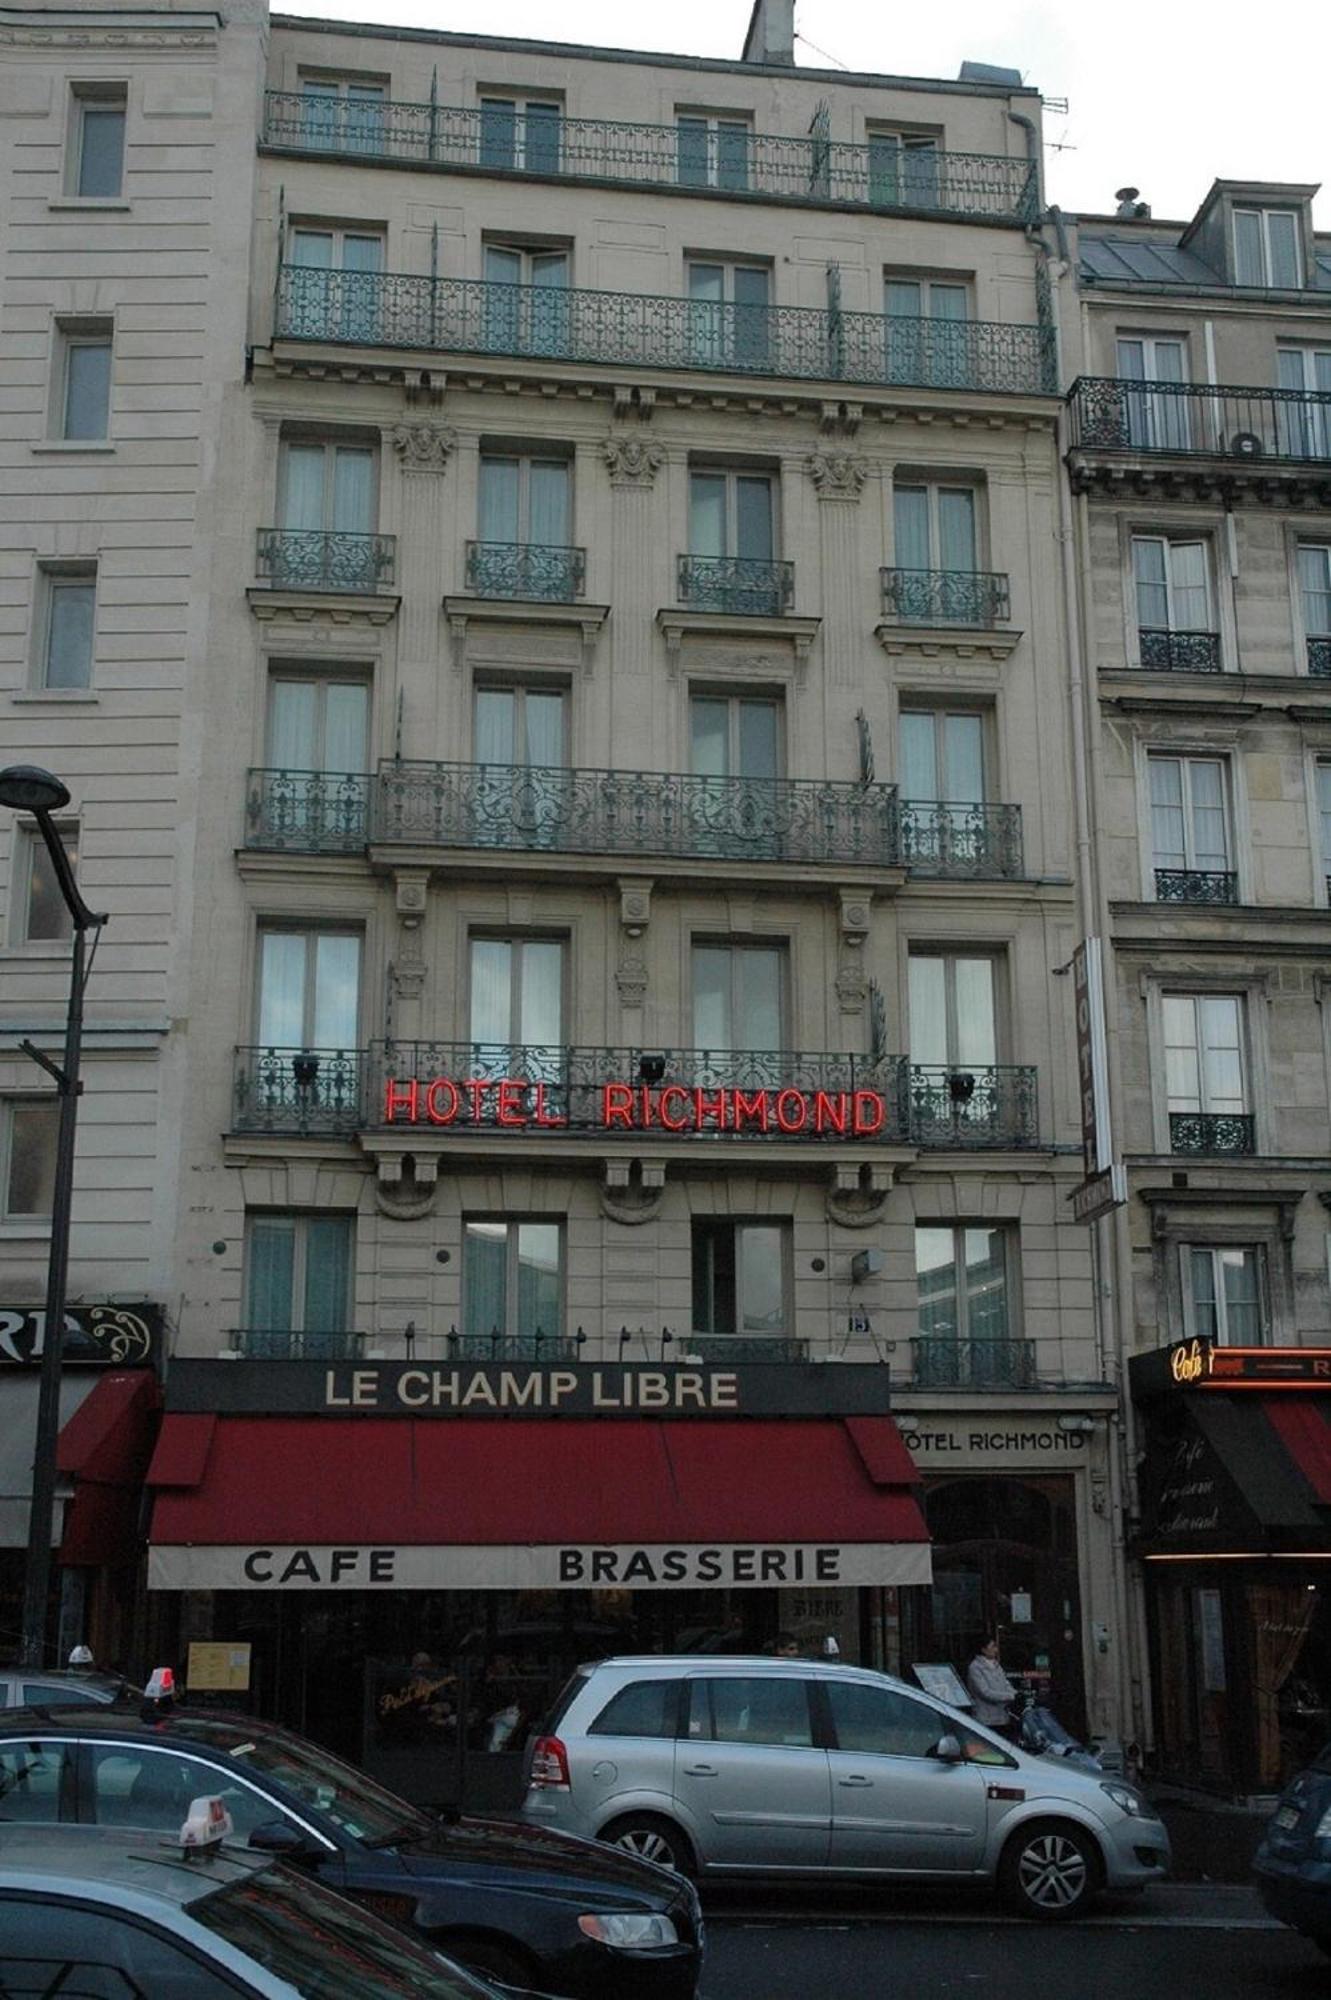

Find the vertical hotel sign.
[{"left": 1070, "top": 938, "right": 1126, "bottom": 1223}]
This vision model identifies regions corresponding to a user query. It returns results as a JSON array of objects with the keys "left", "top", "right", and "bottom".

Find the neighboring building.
[
  {"left": 1061, "top": 181, "right": 1331, "bottom": 1794},
  {"left": 0, "top": 0, "right": 264, "bottom": 1662}
]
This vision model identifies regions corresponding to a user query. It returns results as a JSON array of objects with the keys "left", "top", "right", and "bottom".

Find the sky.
[{"left": 277, "top": 0, "right": 1329, "bottom": 227}]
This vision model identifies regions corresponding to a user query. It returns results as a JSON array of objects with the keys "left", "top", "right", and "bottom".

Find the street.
[{"left": 696, "top": 1886, "right": 1324, "bottom": 1997}]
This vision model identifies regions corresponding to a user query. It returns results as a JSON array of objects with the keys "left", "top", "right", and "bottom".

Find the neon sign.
[{"left": 382, "top": 1077, "right": 890, "bottom": 1138}]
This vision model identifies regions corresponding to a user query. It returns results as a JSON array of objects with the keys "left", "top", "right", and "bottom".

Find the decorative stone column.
[
  {"left": 805, "top": 446, "right": 870, "bottom": 689},
  {"left": 390, "top": 421, "right": 457, "bottom": 741},
  {"left": 601, "top": 429, "right": 664, "bottom": 681}
]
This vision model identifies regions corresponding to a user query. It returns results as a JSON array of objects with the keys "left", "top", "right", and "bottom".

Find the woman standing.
[{"left": 966, "top": 1634, "right": 1018, "bottom": 1737}]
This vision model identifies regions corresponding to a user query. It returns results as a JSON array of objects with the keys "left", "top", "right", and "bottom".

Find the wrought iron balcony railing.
[
  {"left": 233, "top": 1046, "right": 365, "bottom": 1136},
  {"left": 449, "top": 1331, "right": 582, "bottom": 1361},
  {"left": 245, "top": 769, "right": 370, "bottom": 852},
  {"left": 689, "top": 1336, "right": 810, "bottom": 1363},
  {"left": 370, "top": 1041, "right": 909, "bottom": 1141},
  {"left": 464, "top": 539, "right": 585, "bottom": 602},
  {"left": 1169, "top": 1110, "right": 1255, "bottom": 1156},
  {"left": 229, "top": 1327, "right": 360, "bottom": 1360},
  {"left": 275, "top": 267, "right": 1055, "bottom": 396},
  {"left": 899, "top": 801, "right": 1023, "bottom": 879},
  {"left": 908, "top": 1064, "right": 1039, "bottom": 1149},
  {"left": 374, "top": 760, "right": 899, "bottom": 866},
  {"left": 1068, "top": 376, "right": 1331, "bottom": 463},
  {"left": 263, "top": 90, "right": 1039, "bottom": 224},
  {"left": 677, "top": 554, "right": 795, "bottom": 616},
  {"left": 1309, "top": 637, "right": 1331, "bottom": 677},
  {"left": 1138, "top": 628, "right": 1222, "bottom": 673},
  {"left": 256, "top": 527, "right": 396, "bottom": 593},
  {"left": 1154, "top": 867, "right": 1239, "bottom": 905},
  {"left": 911, "top": 1336, "right": 1038, "bottom": 1390},
  {"left": 880, "top": 568, "right": 1011, "bottom": 626}
]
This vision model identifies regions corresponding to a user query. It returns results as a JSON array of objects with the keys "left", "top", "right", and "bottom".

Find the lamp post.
[{"left": 0, "top": 766, "right": 107, "bottom": 1668}]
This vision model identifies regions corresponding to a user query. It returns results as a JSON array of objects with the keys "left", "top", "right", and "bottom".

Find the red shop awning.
[
  {"left": 56, "top": 1370, "right": 161, "bottom": 1568},
  {"left": 1264, "top": 1398, "right": 1331, "bottom": 1506},
  {"left": 147, "top": 1414, "right": 930, "bottom": 1593}
]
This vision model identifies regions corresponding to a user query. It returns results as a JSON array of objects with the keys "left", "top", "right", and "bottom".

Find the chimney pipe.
[{"left": 741, "top": 0, "right": 794, "bottom": 66}]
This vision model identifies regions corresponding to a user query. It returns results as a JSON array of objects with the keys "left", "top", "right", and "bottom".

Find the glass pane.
[
  {"left": 258, "top": 932, "right": 306, "bottom": 1046},
  {"left": 479, "top": 99, "right": 517, "bottom": 171},
  {"left": 64, "top": 340, "right": 111, "bottom": 440},
  {"left": 915, "top": 1226, "right": 958, "bottom": 1339},
  {"left": 1132, "top": 537, "right": 1169, "bottom": 628},
  {"left": 1278, "top": 348, "right": 1307, "bottom": 393},
  {"left": 331, "top": 448, "right": 373, "bottom": 533},
  {"left": 479, "top": 457, "right": 520, "bottom": 542},
  {"left": 1170, "top": 541, "right": 1209, "bottom": 629},
  {"left": 289, "top": 229, "right": 334, "bottom": 269},
  {"left": 1199, "top": 996, "right": 1243, "bottom": 1111},
  {"left": 894, "top": 486, "right": 932, "bottom": 569},
  {"left": 474, "top": 687, "right": 515, "bottom": 763},
  {"left": 688, "top": 472, "right": 726, "bottom": 556},
  {"left": 78, "top": 103, "right": 125, "bottom": 198},
  {"left": 938, "top": 489, "right": 976, "bottom": 573},
  {"left": 1190, "top": 1248, "right": 1219, "bottom": 1338},
  {"left": 1150, "top": 758, "right": 1186, "bottom": 869},
  {"left": 341, "top": 234, "right": 382, "bottom": 274},
  {"left": 708, "top": 1677, "right": 811, "bottom": 1747},
  {"left": 735, "top": 477, "right": 773, "bottom": 561},
  {"left": 268, "top": 679, "right": 318, "bottom": 771},
  {"left": 1298, "top": 545, "right": 1331, "bottom": 634},
  {"left": 529, "top": 460, "right": 570, "bottom": 545},
  {"left": 1233, "top": 210, "right": 1263, "bottom": 286},
  {"left": 1116, "top": 339, "right": 1146, "bottom": 382},
  {"left": 483, "top": 244, "right": 523, "bottom": 284},
  {"left": 738, "top": 700, "right": 779, "bottom": 779},
  {"left": 247, "top": 1217, "right": 295, "bottom": 1331},
  {"left": 304, "top": 1216, "right": 352, "bottom": 1331},
  {"left": 524, "top": 690, "right": 565, "bottom": 767},
  {"left": 716, "top": 123, "right": 750, "bottom": 192},
  {"left": 677, "top": 117, "right": 709, "bottom": 187},
  {"left": 899, "top": 712, "right": 937, "bottom": 801},
  {"left": 519, "top": 939, "right": 563, "bottom": 1046},
  {"left": 908, "top": 955, "right": 948, "bottom": 1067},
  {"left": 1188, "top": 760, "right": 1229, "bottom": 871},
  {"left": 687, "top": 262, "right": 724, "bottom": 303},
  {"left": 1219, "top": 1248, "right": 1261, "bottom": 1343},
  {"left": 941, "top": 714, "right": 984, "bottom": 802},
  {"left": 1318, "top": 764, "right": 1331, "bottom": 860},
  {"left": 312, "top": 933, "right": 360, "bottom": 1047},
  {"left": 738, "top": 1225, "right": 784, "bottom": 1332},
  {"left": 324, "top": 681, "right": 368, "bottom": 772},
  {"left": 868, "top": 134, "right": 899, "bottom": 203},
  {"left": 282, "top": 445, "right": 327, "bottom": 530},
  {"left": 964, "top": 1227, "right": 1008, "bottom": 1341},
  {"left": 1267, "top": 211, "right": 1300, "bottom": 289},
  {"left": 531, "top": 253, "right": 569, "bottom": 289},
  {"left": 1163, "top": 995, "right": 1202, "bottom": 1111},
  {"left": 828, "top": 1681, "right": 945, "bottom": 1758},
  {"left": 1154, "top": 341, "right": 1186, "bottom": 383},
  {"left": 463, "top": 1221, "right": 509, "bottom": 1335},
  {"left": 516, "top": 1221, "right": 562, "bottom": 1336},
  {"left": 6, "top": 1101, "right": 59, "bottom": 1216},
  {"left": 46, "top": 579, "right": 96, "bottom": 689},
  {"left": 954, "top": 957, "right": 996, "bottom": 1065},
  {"left": 930, "top": 286, "right": 969, "bottom": 321},
  {"left": 470, "top": 939, "right": 512, "bottom": 1043},
  {"left": 692, "top": 945, "right": 730, "bottom": 1047},
  {"left": 735, "top": 946, "right": 782, "bottom": 1051},
  {"left": 524, "top": 102, "right": 562, "bottom": 175},
  {"left": 733, "top": 265, "right": 770, "bottom": 310},
  {"left": 886, "top": 280, "right": 922, "bottom": 317},
  {"left": 690, "top": 698, "right": 729, "bottom": 777}
]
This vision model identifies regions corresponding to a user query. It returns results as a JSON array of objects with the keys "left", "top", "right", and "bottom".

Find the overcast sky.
[{"left": 278, "top": 0, "right": 1328, "bottom": 227}]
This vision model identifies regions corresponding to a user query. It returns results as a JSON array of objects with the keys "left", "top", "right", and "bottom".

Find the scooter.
[{"left": 1016, "top": 1693, "right": 1104, "bottom": 1772}]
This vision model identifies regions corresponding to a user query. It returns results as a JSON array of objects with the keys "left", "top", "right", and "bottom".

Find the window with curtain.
[
  {"left": 892, "top": 485, "right": 980, "bottom": 622},
  {"left": 474, "top": 684, "right": 566, "bottom": 767},
  {"left": 687, "top": 470, "right": 775, "bottom": 560},
  {"left": 1162, "top": 993, "right": 1247, "bottom": 1115},
  {"left": 686, "top": 261, "right": 771, "bottom": 369},
  {"left": 689, "top": 694, "right": 781, "bottom": 779},
  {"left": 1316, "top": 765, "right": 1331, "bottom": 888},
  {"left": 907, "top": 952, "right": 998, "bottom": 1068},
  {"left": 1116, "top": 334, "right": 1189, "bottom": 449},
  {"left": 1232, "top": 207, "right": 1301, "bottom": 288},
  {"left": 469, "top": 936, "right": 563, "bottom": 1079},
  {"left": 15, "top": 827, "right": 79, "bottom": 945},
  {"left": 478, "top": 455, "right": 571, "bottom": 546},
  {"left": 1185, "top": 1245, "right": 1265, "bottom": 1345},
  {"left": 299, "top": 76, "right": 386, "bottom": 155},
  {"left": 55, "top": 323, "right": 112, "bottom": 441},
  {"left": 915, "top": 1224, "right": 1011, "bottom": 1345},
  {"left": 2, "top": 1100, "right": 59, "bottom": 1220},
  {"left": 899, "top": 710, "right": 987, "bottom": 871},
  {"left": 463, "top": 1219, "right": 563, "bottom": 1342},
  {"left": 287, "top": 226, "right": 383, "bottom": 341},
  {"left": 39, "top": 566, "right": 96, "bottom": 690},
  {"left": 676, "top": 115, "right": 750, "bottom": 191},
  {"left": 1132, "top": 536, "right": 1215, "bottom": 666},
  {"left": 1148, "top": 756, "right": 1232, "bottom": 890},
  {"left": 482, "top": 243, "right": 570, "bottom": 357},
  {"left": 1277, "top": 350, "right": 1331, "bottom": 460},
  {"left": 245, "top": 1213, "right": 353, "bottom": 1340},
  {"left": 256, "top": 929, "right": 360, "bottom": 1049},
  {"left": 1299, "top": 545, "right": 1331, "bottom": 647},
  {"left": 885, "top": 275, "right": 969, "bottom": 387},
  {"left": 479, "top": 98, "right": 563, "bottom": 174},
  {"left": 70, "top": 85, "right": 126, "bottom": 197},
  {"left": 867, "top": 132, "right": 940, "bottom": 208},
  {"left": 692, "top": 1220, "right": 790, "bottom": 1340},
  {"left": 267, "top": 675, "right": 368, "bottom": 775},
  {"left": 280, "top": 442, "right": 375, "bottom": 534},
  {"left": 691, "top": 941, "right": 784, "bottom": 1053}
]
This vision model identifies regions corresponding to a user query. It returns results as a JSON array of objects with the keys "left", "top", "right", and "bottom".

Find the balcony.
[
  {"left": 1169, "top": 1111, "right": 1255, "bottom": 1157},
  {"left": 908, "top": 1065, "right": 1040, "bottom": 1150},
  {"left": 1068, "top": 376, "right": 1331, "bottom": 496},
  {"left": 677, "top": 555, "right": 795, "bottom": 617},
  {"left": 447, "top": 1331, "right": 583, "bottom": 1362},
  {"left": 464, "top": 540, "right": 585, "bottom": 602},
  {"left": 246, "top": 769, "right": 370, "bottom": 853},
  {"left": 1309, "top": 637, "right": 1331, "bottom": 677},
  {"left": 1138, "top": 628, "right": 1222, "bottom": 673},
  {"left": 880, "top": 568, "right": 1011, "bottom": 627},
  {"left": 229, "top": 1327, "right": 360, "bottom": 1360},
  {"left": 232, "top": 1046, "right": 365, "bottom": 1136},
  {"left": 689, "top": 1336, "right": 810, "bottom": 1363},
  {"left": 1154, "top": 867, "right": 1239, "bottom": 905},
  {"left": 899, "top": 801, "right": 1023, "bottom": 879},
  {"left": 274, "top": 267, "right": 1055, "bottom": 397},
  {"left": 372, "top": 761, "right": 899, "bottom": 868},
  {"left": 911, "top": 1336, "right": 1038, "bottom": 1390},
  {"left": 255, "top": 527, "right": 396, "bottom": 593},
  {"left": 263, "top": 90, "right": 1038, "bottom": 225}
]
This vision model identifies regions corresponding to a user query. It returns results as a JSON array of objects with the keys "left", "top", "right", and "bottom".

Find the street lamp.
[{"left": 0, "top": 766, "right": 107, "bottom": 1668}]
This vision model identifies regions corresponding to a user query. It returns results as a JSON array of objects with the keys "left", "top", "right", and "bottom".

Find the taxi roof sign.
[{"left": 180, "top": 1796, "right": 233, "bottom": 1850}]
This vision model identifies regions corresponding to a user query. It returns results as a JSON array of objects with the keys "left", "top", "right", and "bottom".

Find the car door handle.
[
  {"left": 837, "top": 1775, "right": 873, "bottom": 1788},
  {"left": 681, "top": 1764, "right": 718, "bottom": 1778}
]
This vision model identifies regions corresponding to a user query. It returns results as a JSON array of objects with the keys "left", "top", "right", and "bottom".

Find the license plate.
[{"left": 1275, "top": 1805, "right": 1301, "bottom": 1830}]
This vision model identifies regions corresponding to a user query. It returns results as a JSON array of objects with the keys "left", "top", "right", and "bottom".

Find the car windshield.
[
  {"left": 196, "top": 1863, "right": 496, "bottom": 1997},
  {"left": 168, "top": 1722, "right": 434, "bottom": 1846}
]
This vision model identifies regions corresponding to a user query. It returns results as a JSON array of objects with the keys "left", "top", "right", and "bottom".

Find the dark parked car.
[
  {"left": 1254, "top": 1741, "right": 1331, "bottom": 1956},
  {"left": 0, "top": 1668, "right": 121, "bottom": 1708},
  {"left": 0, "top": 1704, "right": 702, "bottom": 1998}
]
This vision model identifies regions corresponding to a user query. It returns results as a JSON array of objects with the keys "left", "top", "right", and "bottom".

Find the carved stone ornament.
[
  {"left": 616, "top": 957, "right": 649, "bottom": 1007},
  {"left": 391, "top": 423, "right": 458, "bottom": 474},
  {"left": 601, "top": 435, "right": 665, "bottom": 487},
  {"left": 807, "top": 450, "right": 868, "bottom": 501},
  {"left": 835, "top": 963, "right": 867, "bottom": 1013},
  {"left": 374, "top": 1154, "right": 440, "bottom": 1221}
]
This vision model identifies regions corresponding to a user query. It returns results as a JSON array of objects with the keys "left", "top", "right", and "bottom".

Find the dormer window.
[{"left": 1232, "top": 206, "right": 1301, "bottom": 288}]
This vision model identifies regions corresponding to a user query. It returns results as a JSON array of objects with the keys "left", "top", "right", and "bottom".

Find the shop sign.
[
  {"left": 383, "top": 1076, "right": 891, "bottom": 1139},
  {"left": 1168, "top": 1341, "right": 1331, "bottom": 1390},
  {"left": 898, "top": 1421, "right": 1091, "bottom": 1463},
  {"left": 0, "top": 1304, "right": 162, "bottom": 1368},
  {"left": 149, "top": 1540, "right": 934, "bottom": 1593}
]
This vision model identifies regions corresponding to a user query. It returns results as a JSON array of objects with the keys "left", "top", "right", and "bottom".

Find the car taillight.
[{"left": 529, "top": 1734, "right": 571, "bottom": 1789}]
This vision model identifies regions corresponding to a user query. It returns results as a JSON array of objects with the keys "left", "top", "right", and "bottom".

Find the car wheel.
[
  {"left": 602, "top": 1813, "right": 696, "bottom": 1877},
  {"left": 435, "top": 1935, "right": 538, "bottom": 1988},
  {"left": 999, "top": 1819, "right": 1100, "bottom": 1920}
]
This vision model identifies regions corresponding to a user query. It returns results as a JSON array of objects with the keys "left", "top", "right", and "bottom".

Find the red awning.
[
  {"left": 1265, "top": 1398, "right": 1331, "bottom": 1506},
  {"left": 148, "top": 1414, "right": 929, "bottom": 1592},
  {"left": 56, "top": 1370, "right": 161, "bottom": 1568}
]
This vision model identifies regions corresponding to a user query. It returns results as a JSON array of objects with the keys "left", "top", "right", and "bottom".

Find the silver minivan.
[{"left": 522, "top": 1655, "right": 1169, "bottom": 1920}]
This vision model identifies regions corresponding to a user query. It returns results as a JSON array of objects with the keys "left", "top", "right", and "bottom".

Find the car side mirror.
[
  {"left": 932, "top": 1733, "right": 964, "bottom": 1763},
  {"left": 248, "top": 1818, "right": 313, "bottom": 1858}
]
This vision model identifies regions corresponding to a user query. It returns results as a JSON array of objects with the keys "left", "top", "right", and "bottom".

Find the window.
[
  {"left": 885, "top": 275, "right": 969, "bottom": 386},
  {"left": 470, "top": 936, "right": 563, "bottom": 1052},
  {"left": 275, "top": 439, "right": 380, "bottom": 588},
  {"left": 287, "top": 225, "right": 383, "bottom": 342},
  {"left": 1186, "top": 1245, "right": 1266, "bottom": 1345},
  {"left": 268, "top": 673, "right": 369, "bottom": 776},
  {"left": 1232, "top": 206, "right": 1301, "bottom": 288},
  {"left": 475, "top": 683, "right": 566, "bottom": 766},
  {"left": 690, "top": 1676, "right": 813, "bottom": 1747},
  {"left": 690, "top": 692, "right": 781, "bottom": 779},
  {"left": 0, "top": 1892, "right": 241, "bottom": 1998},
  {"left": 1299, "top": 545, "right": 1331, "bottom": 673},
  {"left": 245, "top": 1212, "right": 354, "bottom": 1349},
  {"left": 685, "top": 467, "right": 781, "bottom": 610},
  {"left": 13, "top": 825, "right": 79, "bottom": 943},
  {"left": 899, "top": 710, "right": 989, "bottom": 871},
  {"left": 686, "top": 260, "right": 771, "bottom": 369},
  {"left": 677, "top": 113, "right": 750, "bottom": 190},
  {"left": 692, "top": 1220, "right": 790, "bottom": 1344},
  {"left": 1116, "top": 334, "right": 1189, "bottom": 449},
  {"left": 891, "top": 483, "right": 987, "bottom": 621},
  {"left": 479, "top": 96, "right": 563, "bottom": 175},
  {"left": 1316, "top": 763, "right": 1331, "bottom": 892},
  {"left": 482, "top": 243, "right": 570, "bottom": 356},
  {"left": 0, "top": 1740, "right": 67, "bottom": 1822},
  {"left": 1148, "top": 755, "right": 1234, "bottom": 901},
  {"left": 692, "top": 940, "right": 784, "bottom": 1051},
  {"left": 2, "top": 1102, "right": 59, "bottom": 1221},
  {"left": 908, "top": 951, "right": 997, "bottom": 1067},
  {"left": 1277, "top": 349, "right": 1331, "bottom": 459},
  {"left": 589, "top": 1680, "right": 682, "bottom": 1739},
  {"left": 299, "top": 75, "right": 387, "bottom": 155},
  {"left": 868, "top": 131, "right": 940, "bottom": 208},
  {"left": 53, "top": 321, "right": 112, "bottom": 441},
  {"left": 462, "top": 1219, "right": 563, "bottom": 1342},
  {"left": 256, "top": 928, "right": 360, "bottom": 1049},
  {"left": 826, "top": 1678, "right": 948, "bottom": 1758},
  {"left": 1132, "top": 535, "right": 1218, "bottom": 670},
  {"left": 1162, "top": 992, "right": 1250, "bottom": 1151},
  {"left": 915, "top": 1225, "right": 1013, "bottom": 1377},
  {"left": 36, "top": 564, "right": 96, "bottom": 690},
  {"left": 475, "top": 453, "right": 575, "bottom": 596},
  {"left": 69, "top": 84, "right": 126, "bottom": 198}
]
